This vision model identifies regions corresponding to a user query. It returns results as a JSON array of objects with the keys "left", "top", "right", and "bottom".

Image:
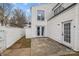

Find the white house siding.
[
  {"left": 31, "top": 5, "right": 47, "bottom": 37},
  {"left": 47, "top": 4, "right": 79, "bottom": 51},
  {"left": 31, "top": 4, "right": 56, "bottom": 38},
  {"left": 27, "top": 3, "right": 79, "bottom": 51},
  {"left": 74, "top": 4, "right": 79, "bottom": 51}
]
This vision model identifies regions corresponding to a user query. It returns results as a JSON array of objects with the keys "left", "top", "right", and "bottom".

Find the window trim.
[{"left": 37, "top": 10, "right": 45, "bottom": 21}]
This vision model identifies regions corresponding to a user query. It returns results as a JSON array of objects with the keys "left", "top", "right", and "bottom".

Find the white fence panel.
[
  {"left": 25, "top": 28, "right": 32, "bottom": 38},
  {"left": 0, "top": 26, "right": 25, "bottom": 51}
]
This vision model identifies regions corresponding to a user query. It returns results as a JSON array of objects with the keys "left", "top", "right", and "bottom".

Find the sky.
[{"left": 13, "top": 3, "right": 44, "bottom": 17}]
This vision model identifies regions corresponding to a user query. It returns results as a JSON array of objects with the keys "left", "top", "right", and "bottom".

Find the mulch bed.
[{"left": 7, "top": 37, "right": 31, "bottom": 49}]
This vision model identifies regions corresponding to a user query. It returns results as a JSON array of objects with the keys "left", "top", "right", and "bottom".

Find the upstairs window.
[
  {"left": 37, "top": 10, "right": 45, "bottom": 21},
  {"left": 54, "top": 4, "right": 64, "bottom": 16}
]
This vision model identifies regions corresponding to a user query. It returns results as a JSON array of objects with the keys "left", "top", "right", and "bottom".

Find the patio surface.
[
  {"left": 2, "top": 37, "right": 79, "bottom": 56},
  {"left": 31, "top": 38, "right": 75, "bottom": 56}
]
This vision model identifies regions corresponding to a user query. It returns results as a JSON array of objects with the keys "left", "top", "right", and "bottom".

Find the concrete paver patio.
[
  {"left": 2, "top": 37, "right": 78, "bottom": 56},
  {"left": 31, "top": 38, "right": 75, "bottom": 56}
]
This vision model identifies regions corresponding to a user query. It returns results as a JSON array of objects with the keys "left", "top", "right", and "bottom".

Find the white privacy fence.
[
  {"left": 0, "top": 26, "right": 25, "bottom": 52},
  {"left": 0, "top": 30, "right": 5, "bottom": 52},
  {"left": 25, "top": 27, "right": 32, "bottom": 38}
]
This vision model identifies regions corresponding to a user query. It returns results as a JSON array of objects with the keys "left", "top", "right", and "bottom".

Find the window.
[
  {"left": 41, "top": 26, "right": 44, "bottom": 36},
  {"left": 37, "top": 10, "right": 45, "bottom": 21},
  {"left": 37, "top": 26, "right": 40, "bottom": 36},
  {"left": 64, "top": 23, "right": 71, "bottom": 43},
  {"left": 37, "top": 26, "right": 45, "bottom": 36},
  {"left": 54, "top": 5, "right": 64, "bottom": 16}
]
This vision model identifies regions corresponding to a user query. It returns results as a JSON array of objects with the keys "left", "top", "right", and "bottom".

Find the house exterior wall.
[
  {"left": 47, "top": 4, "right": 79, "bottom": 51},
  {"left": 74, "top": 4, "right": 79, "bottom": 51},
  {"left": 31, "top": 7, "right": 47, "bottom": 37},
  {"left": 31, "top": 4, "right": 56, "bottom": 38},
  {"left": 26, "top": 3, "right": 79, "bottom": 51}
]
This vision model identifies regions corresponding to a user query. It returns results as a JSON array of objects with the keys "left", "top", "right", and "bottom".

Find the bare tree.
[
  {"left": 0, "top": 3, "right": 13, "bottom": 26},
  {"left": 10, "top": 8, "right": 27, "bottom": 28}
]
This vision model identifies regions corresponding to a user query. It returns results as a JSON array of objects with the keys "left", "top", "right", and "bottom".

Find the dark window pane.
[
  {"left": 41, "top": 16, "right": 44, "bottom": 20},
  {"left": 41, "top": 27, "right": 44, "bottom": 36},
  {"left": 37, "top": 16, "right": 41, "bottom": 20},
  {"left": 37, "top": 26, "right": 40, "bottom": 36},
  {"left": 64, "top": 23, "right": 71, "bottom": 43},
  {"left": 37, "top": 10, "right": 45, "bottom": 21}
]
